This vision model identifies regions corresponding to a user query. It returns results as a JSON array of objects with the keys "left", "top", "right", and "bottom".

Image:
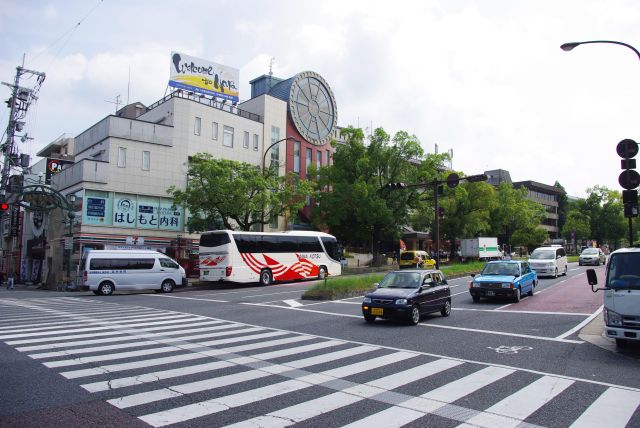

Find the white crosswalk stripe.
[{"left": 1, "top": 298, "right": 639, "bottom": 428}]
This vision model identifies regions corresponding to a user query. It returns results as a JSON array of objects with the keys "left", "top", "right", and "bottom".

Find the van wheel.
[
  {"left": 563, "top": 266, "right": 568, "bottom": 276},
  {"left": 318, "top": 266, "right": 327, "bottom": 280},
  {"left": 161, "top": 279, "right": 175, "bottom": 293},
  {"left": 98, "top": 282, "right": 114, "bottom": 296},
  {"left": 260, "top": 269, "right": 272, "bottom": 286},
  {"left": 553, "top": 268, "right": 558, "bottom": 278}
]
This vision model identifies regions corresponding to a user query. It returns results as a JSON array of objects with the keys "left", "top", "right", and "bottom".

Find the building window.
[
  {"left": 117, "top": 147, "right": 126, "bottom": 168},
  {"left": 223, "top": 126, "right": 234, "bottom": 147},
  {"left": 243, "top": 131, "right": 250, "bottom": 149},
  {"left": 253, "top": 134, "right": 259, "bottom": 151},
  {"left": 270, "top": 126, "right": 280, "bottom": 168},
  {"left": 142, "top": 151, "right": 150, "bottom": 171},
  {"left": 326, "top": 149, "right": 331, "bottom": 166},
  {"left": 306, "top": 148, "right": 312, "bottom": 173},
  {"left": 317, "top": 150, "right": 322, "bottom": 169},
  {"left": 294, "top": 141, "right": 301, "bottom": 174},
  {"left": 194, "top": 117, "right": 201, "bottom": 136},
  {"left": 212, "top": 122, "right": 218, "bottom": 140}
]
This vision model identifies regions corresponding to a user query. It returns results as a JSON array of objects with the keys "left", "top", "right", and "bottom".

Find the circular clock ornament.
[{"left": 288, "top": 71, "right": 338, "bottom": 146}]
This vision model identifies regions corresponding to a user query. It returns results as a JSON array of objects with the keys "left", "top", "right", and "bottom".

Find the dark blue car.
[{"left": 469, "top": 260, "right": 538, "bottom": 303}]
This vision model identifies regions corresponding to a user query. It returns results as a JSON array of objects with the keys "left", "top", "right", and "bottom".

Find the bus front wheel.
[{"left": 260, "top": 269, "right": 272, "bottom": 286}]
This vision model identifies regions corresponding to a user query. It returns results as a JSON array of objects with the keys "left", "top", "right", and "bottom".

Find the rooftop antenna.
[
  {"left": 105, "top": 94, "right": 122, "bottom": 113},
  {"left": 268, "top": 57, "right": 275, "bottom": 90},
  {"left": 126, "top": 66, "right": 131, "bottom": 105}
]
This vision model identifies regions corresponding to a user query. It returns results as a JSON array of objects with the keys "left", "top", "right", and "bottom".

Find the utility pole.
[{"left": 1, "top": 63, "right": 45, "bottom": 278}]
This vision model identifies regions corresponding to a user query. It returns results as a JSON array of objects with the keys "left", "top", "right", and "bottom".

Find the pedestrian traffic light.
[
  {"left": 624, "top": 202, "right": 639, "bottom": 218},
  {"left": 0, "top": 202, "right": 9, "bottom": 213}
]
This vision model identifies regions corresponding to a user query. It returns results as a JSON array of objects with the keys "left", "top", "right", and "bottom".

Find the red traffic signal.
[{"left": 0, "top": 202, "right": 9, "bottom": 212}]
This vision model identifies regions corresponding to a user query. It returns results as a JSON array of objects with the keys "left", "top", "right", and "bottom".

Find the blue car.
[{"left": 469, "top": 260, "right": 538, "bottom": 303}]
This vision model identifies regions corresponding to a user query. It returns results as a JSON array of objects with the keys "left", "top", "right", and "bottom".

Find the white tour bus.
[
  {"left": 199, "top": 230, "right": 342, "bottom": 285},
  {"left": 80, "top": 250, "right": 187, "bottom": 295}
]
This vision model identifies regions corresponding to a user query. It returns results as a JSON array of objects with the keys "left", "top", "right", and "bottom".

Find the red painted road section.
[{"left": 499, "top": 268, "right": 605, "bottom": 314}]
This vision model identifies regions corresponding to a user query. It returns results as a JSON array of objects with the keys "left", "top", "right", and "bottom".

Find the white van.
[
  {"left": 528, "top": 245, "right": 568, "bottom": 278},
  {"left": 587, "top": 247, "right": 640, "bottom": 346},
  {"left": 80, "top": 250, "right": 187, "bottom": 295}
]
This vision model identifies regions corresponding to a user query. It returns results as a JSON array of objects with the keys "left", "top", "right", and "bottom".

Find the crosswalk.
[{"left": 1, "top": 296, "right": 639, "bottom": 427}]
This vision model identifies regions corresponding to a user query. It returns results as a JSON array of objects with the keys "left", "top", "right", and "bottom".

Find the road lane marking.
[
  {"left": 283, "top": 299, "right": 304, "bottom": 308},
  {"left": 240, "top": 302, "right": 584, "bottom": 344},
  {"left": 569, "top": 387, "right": 640, "bottom": 428},
  {"left": 555, "top": 305, "right": 603, "bottom": 339}
]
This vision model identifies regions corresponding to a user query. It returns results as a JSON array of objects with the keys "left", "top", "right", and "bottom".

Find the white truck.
[
  {"left": 587, "top": 247, "right": 640, "bottom": 347},
  {"left": 460, "top": 237, "right": 502, "bottom": 260}
]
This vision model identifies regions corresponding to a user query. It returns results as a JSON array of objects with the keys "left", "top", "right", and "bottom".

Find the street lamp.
[
  {"left": 560, "top": 40, "right": 640, "bottom": 61},
  {"left": 561, "top": 39, "right": 640, "bottom": 246},
  {"left": 261, "top": 136, "right": 295, "bottom": 231},
  {"left": 262, "top": 136, "right": 295, "bottom": 175}
]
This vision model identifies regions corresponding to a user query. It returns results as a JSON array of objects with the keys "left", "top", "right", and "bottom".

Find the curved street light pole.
[
  {"left": 561, "top": 40, "right": 640, "bottom": 61},
  {"left": 261, "top": 136, "right": 294, "bottom": 231},
  {"left": 561, "top": 39, "right": 640, "bottom": 246}
]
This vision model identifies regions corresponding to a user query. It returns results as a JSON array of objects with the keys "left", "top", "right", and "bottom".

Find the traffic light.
[
  {"left": 0, "top": 202, "right": 9, "bottom": 214},
  {"left": 617, "top": 139, "right": 639, "bottom": 218},
  {"left": 386, "top": 182, "right": 407, "bottom": 190}
]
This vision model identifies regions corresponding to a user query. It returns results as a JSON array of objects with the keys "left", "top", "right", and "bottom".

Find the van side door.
[{"left": 159, "top": 258, "right": 181, "bottom": 285}]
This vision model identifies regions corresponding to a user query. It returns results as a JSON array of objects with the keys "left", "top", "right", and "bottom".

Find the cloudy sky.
[{"left": 2, "top": 0, "right": 640, "bottom": 198}]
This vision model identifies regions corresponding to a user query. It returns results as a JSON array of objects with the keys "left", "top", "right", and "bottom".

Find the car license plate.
[
  {"left": 487, "top": 291, "right": 495, "bottom": 296},
  {"left": 371, "top": 307, "right": 383, "bottom": 316}
]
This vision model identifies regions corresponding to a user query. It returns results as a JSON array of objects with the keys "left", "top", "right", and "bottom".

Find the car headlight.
[
  {"left": 472, "top": 282, "right": 480, "bottom": 288},
  {"left": 501, "top": 282, "right": 512, "bottom": 288},
  {"left": 395, "top": 298, "right": 408, "bottom": 305},
  {"left": 363, "top": 297, "right": 372, "bottom": 304},
  {"left": 604, "top": 308, "right": 623, "bottom": 326}
]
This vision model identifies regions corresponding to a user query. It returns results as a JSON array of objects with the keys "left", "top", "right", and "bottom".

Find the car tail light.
[{"left": 226, "top": 266, "right": 232, "bottom": 277}]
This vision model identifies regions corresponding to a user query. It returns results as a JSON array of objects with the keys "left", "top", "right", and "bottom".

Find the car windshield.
[
  {"left": 607, "top": 253, "right": 640, "bottom": 290},
  {"left": 378, "top": 272, "right": 422, "bottom": 289},
  {"left": 481, "top": 262, "right": 520, "bottom": 276},
  {"left": 530, "top": 249, "right": 555, "bottom": 260},
  {"left": 581, "top": 248, "right": 598, "bottom": 255}
]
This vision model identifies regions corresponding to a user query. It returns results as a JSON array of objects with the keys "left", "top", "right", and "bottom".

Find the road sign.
[
  {"left": 619, "top": 169, "right": 640, "bottom": 190},
  {"left": 616, "top": 139, "right": 639, "bottom": 159}
]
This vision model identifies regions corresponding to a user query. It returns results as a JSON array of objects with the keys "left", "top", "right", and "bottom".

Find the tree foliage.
[
  {"left": 311, "top": 126, "right": 446, "bottom": 255},
  {"left": 168, "top": 153, "right": 315, "bottom": 232},
  {"left": 490, "top": 183, "right": 547, "bottom": 249},
  {"left": 561, "top": 209, "right": 591, "bottom": 242}
]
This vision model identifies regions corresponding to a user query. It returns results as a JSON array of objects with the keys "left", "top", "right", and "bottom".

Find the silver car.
[{"left": 579, "top": 248, "right": 606, "bottom": 266}]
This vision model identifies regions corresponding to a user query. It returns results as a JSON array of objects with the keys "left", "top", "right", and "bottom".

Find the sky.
[{"left": 1, "top": 0, "right": 640, "bottom": 198}]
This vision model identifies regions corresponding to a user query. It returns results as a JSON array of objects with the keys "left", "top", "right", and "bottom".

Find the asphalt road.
[{"left": 1, "top": 262, "right": 639, "bottom": 427}]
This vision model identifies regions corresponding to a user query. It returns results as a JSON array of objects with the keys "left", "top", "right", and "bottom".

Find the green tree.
[
  {"left": 311, "top": 126, "right": 445, "bottom": 258},
  {"left": 584, "top": 185, "right": 626, "bottom": 245},
  {"left": 555, "top": 181, "right": 569, "bottom": 233},
  {"left": 561, "top": 209, "right": 591, "bottom": 243},
  {"left": 438, "top": 181, "right": 497, "bottom": 256},
  {"left": 490, "top": 182, "right": 547, "bottom": 251},
  {"left": 168, "top": 153, "right": 315, "bottom": 231}
]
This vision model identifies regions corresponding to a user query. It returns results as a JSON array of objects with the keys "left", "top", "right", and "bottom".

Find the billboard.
[{"left": 169, "top": 51, "right": 239, "bottom": 102}]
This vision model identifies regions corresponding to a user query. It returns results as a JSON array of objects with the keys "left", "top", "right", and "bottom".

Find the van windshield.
[
  {"left": 530, "top": 249, "right": 555, "bottom": 260},
  {"left": 607, "top": 253, "right": 640, "bottom": 290}
]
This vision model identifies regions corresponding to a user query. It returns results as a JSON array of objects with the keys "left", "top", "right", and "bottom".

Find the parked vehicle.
[
  {"left": 579, "top": 247, "right": 606, "bottom": 266},
  {"left": 80, "top": 250, "right": 187, "bottom": 295},
  {"left": 469, "top": 260, "right": 538, "bottom": 303},
  {"left": 528, "top": 245, "right": 567, "bottom": 278},
  {"left": 587, "top": 247, "right": 640, "bottom": 347},
  {"left": 399, "top": 250, "right": 435, "bottom": 269},
  {"left": 362, "top": 269, "right": 451, "bottom": 325},
  {"left": 460, "top": 237, "right": 502, "bottom": 260}
]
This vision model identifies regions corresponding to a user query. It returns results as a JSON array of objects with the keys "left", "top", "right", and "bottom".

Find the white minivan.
[
  {"left": 80, "top": 250, "right": 187, "bottom": 295},
  {"left": 528, "top": 245, "right": 568, "bottom": 278}
]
